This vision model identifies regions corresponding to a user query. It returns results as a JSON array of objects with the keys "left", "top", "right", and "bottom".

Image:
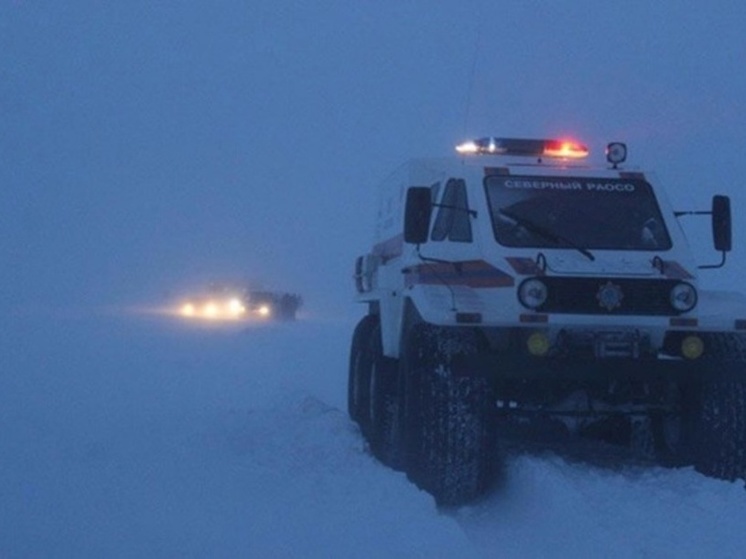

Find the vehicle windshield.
[{"left": 484, "top": 175, "right": 672, "bottom": 251}]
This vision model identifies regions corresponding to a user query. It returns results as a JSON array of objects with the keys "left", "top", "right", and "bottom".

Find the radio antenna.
[{"left": 462, "top": 24, "right": 482, "bottom": 138}]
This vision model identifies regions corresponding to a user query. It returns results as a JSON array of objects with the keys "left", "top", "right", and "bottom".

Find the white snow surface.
[{"left": 2, "top": 310, "right": 746, "bottom": 558}]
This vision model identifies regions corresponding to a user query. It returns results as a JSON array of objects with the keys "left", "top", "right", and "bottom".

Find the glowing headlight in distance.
[
  {"left": 670, "top": 282, "right": 697, "bottom": 312},
  {"left": 228, "top": 298, "right": 245, "bottom": 315},
  {"left": 258, "top": 305, "right": 271, "bottom": 317},
  {"left": 204, "top": 302, "right": 219, "bottom": 317},
  {"left": 181, "top": 303, "right": 195, "bottom": 317},
  {"left": 518, "top": 279, "right": 548, "bottom": 309}
]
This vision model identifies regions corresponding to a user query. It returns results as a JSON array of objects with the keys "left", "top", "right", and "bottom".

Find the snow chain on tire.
[
  {"left": 693, "top": 333, "right": 746, "bottom": 482},
  {"left": 403, "top": 324, "right": 497, "bottom": 506}
]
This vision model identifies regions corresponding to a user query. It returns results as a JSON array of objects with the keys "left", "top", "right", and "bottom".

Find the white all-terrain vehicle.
[{"left": 350, "top": 137, "right": 746, "bottom": 505}]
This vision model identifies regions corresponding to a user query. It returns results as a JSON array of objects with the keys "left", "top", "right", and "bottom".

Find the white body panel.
[{"left": 354, "top": 152, "right": 744, "bottom": 359}]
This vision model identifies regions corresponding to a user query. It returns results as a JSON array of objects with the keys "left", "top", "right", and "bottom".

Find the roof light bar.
[{"left": 455, "top": 137, "right": 589, "bottom": 159}]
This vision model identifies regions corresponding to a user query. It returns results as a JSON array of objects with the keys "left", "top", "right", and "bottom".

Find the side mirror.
[
  {"left": 712, "top": 195, "right": 732, "bottom": 252},
  {"left": 404, "top": 187, "right": 432, "bottom": 244}
]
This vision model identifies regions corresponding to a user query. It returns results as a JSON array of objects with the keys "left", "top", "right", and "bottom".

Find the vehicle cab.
[{"left": 355, "top": 137, "right": 739, "bottom": 363}]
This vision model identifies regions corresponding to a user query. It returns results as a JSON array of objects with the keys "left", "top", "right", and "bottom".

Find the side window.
[{"left": 431, "top": 179, "right": 472, "bottom": 242}]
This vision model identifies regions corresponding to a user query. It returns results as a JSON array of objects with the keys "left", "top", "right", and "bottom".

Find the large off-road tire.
[
  {"left": 348, "top": 315, "right": 378, "bottom": 434},
  {"left": 367, "top": 323, "right": 403, "bottom": 469},
  {"left": 692, "top": 333, "right": 746, "bottom": 482},
  {"left": 642, "top": 380, "right": 700, "bottom": 469},
  {"left": 401, "top": 323, "right": 497, "bottom": 506}
]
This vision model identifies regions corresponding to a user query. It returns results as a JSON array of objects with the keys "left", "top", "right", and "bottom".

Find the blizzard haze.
[
  {"left": 3, "top": 2, "right": 746, "bottom": 558},
  {"left": 2, "top": 2, "right": 746, "bottom": 313}
]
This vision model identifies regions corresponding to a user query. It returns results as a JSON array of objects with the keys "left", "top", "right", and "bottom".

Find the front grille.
[
  {"left": 530, "top": 276, "right": 684, "bottom": 315},
  {"left": 557, "top": 329, "right": 648, "bottom": 358}
]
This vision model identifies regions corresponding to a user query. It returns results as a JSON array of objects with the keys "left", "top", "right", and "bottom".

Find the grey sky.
[{"left": 2, "top": 1, "right": 745, "bottom": 316}]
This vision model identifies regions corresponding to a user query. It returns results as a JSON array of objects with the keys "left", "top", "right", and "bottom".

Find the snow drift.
[{"left": 1, "top": 310, "right": 745, "bottom": 557}]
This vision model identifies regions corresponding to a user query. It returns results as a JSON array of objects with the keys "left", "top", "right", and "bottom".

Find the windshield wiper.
[{"left": 498, "top": 208, "right": 595, "bottom": 261}]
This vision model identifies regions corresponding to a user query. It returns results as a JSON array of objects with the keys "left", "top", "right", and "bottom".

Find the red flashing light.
[{"left": 543, "top": 139, "right": 589, "bottom": 159}]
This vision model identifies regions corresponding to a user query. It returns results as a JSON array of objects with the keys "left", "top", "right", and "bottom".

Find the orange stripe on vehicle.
[{"left": 404, "top": 260, "right": 514, "bottom": 288}]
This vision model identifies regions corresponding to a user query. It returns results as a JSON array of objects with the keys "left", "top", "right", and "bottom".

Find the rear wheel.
[
  {"left": 348, "top": 315, "right": 377, "bottom": 435},
  {"left": 647, "top": 381, "right": 699, "bottom": 468},
  {"left": 401, "top": 324, "right": 497, "bottom": 506},
  {"left": 367, "top": 323, "right": 403, "bottom": 469}
]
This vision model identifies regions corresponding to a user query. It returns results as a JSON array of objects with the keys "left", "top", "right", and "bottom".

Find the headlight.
[
  {"left": 228, "top": 298, "right": 245, "bottom": 315},
  {"left": 518, "top": 278, "right": 548, "bottom": 309},
  {"left": 670, "top": 282, "right": 697, "bottom": 312},
  {"left": 204, "top": 302, "right": 219, "bottom": 317}
]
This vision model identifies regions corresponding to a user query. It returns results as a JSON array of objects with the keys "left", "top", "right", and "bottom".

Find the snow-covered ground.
[{"left": 2, "top": 309, "right": 746, "bottom": 558}]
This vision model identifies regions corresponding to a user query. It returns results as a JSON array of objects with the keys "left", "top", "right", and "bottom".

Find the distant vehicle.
[
  {"left": 178, "top": 284, "right": 302, "bottom": 322},
  {"left": 350, "top": 135, "right": 746, "bottom": 506},
  {"left": 245, "top": 290, "right": 303, "bottom": 321}
]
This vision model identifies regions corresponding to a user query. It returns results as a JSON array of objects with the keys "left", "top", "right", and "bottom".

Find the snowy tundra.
[{"left": 1, "top": 310, "right": 746, "bottom": 558}]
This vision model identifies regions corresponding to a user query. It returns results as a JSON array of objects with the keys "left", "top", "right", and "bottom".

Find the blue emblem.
[{"left": 596, "top": 281, "right": 624, "bottom": 311}]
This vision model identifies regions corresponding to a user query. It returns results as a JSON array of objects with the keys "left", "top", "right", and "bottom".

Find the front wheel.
[
  {"left": 648, "top": 382, "right": 699, "bottom": 468},
  {"left": 694, "top": 379, "right": 746, "bottom": 481},
  {"left": 401, "top": 324, "right": 497, "bottom": 506},
  {"left": 692, "top": 333, "right": 746, "bottom": 481}
]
